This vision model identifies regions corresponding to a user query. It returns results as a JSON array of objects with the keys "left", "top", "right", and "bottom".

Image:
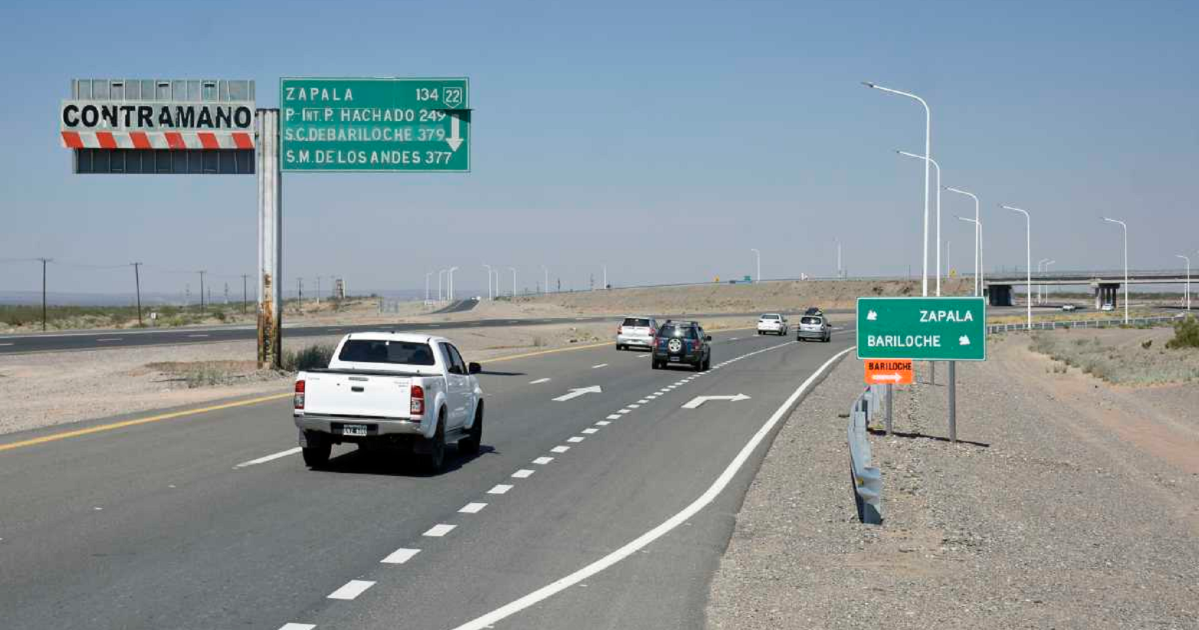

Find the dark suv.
[{"left": 652, "top": 321, "right": 712, "bottom": 371}]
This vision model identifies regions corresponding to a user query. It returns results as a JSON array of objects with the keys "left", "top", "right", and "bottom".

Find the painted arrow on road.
[
  {"left": 681, "top": 393, "right": 750, "bottom": 409},
  {"left": 553, "top": 385, "right": 602, "bottom": 402}
]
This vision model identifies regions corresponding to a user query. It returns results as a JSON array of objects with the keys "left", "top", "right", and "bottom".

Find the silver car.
[
  {"left": 616, "top": 316, "right": 659, "bottom": 350},
  {"left": 796, "top": 315, "right": 831, "bottom": 342}
]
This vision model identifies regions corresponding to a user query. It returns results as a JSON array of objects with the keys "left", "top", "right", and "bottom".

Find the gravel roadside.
[{"left": 706, "top": 334, "right": 1199, "bottom": 629}]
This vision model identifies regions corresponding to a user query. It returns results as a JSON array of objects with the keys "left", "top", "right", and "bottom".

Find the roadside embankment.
[{"left": 706, "top": 332, "right": 1199, "bottom": 629}]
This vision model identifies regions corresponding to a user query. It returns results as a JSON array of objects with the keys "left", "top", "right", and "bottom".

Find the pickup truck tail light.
[
  {"left": 294, "top": 380, "right": 305, "bottom": 410},
  {"left": 410, "top": 384, "right": 425, "bottom": 416}
]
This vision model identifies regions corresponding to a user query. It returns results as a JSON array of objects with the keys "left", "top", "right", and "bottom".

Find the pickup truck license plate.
[{"left": 342, "top": 424, "right": 368, "bottom": 437}]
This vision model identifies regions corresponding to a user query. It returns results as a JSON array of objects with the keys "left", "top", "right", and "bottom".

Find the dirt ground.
[
  {"left": 0, "top": 314, "right": 756, "bottom": 437},
  {"left": 707, "top": 331, "right": 1199, "bottom": 629}
]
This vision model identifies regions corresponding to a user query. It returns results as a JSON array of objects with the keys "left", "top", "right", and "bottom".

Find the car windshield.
[
  {"left": 337, "top": 340, "right": 436, "bottom": 365},
  {"left": 801, "top": 317, "right": 822, "bottom": 325},
  {"left": 659, "top": 325, "right": 698, "bottom": 339},
  {"left": 622, "top": 318, "right": 652, "bottom": 327}
]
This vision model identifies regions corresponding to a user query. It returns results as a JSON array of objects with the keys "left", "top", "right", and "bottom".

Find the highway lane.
[
  {"left": 0, "top": 309, "right": 848, "bottom": 355},
  {"left": 0, "top": 326, "right": 854, "bottom": 630}
]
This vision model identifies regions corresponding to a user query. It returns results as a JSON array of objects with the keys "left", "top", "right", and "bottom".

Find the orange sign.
[{"left": 864, "top": 359, "right": 913, "bottom": 385}]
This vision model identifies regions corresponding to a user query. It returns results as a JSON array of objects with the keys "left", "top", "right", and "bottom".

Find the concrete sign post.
[
  {"left": 256, "top": 109, "right": 282, "bottom": 369},
  {"left": 279, "top": 77, "right": 469, "bottom": 172}
]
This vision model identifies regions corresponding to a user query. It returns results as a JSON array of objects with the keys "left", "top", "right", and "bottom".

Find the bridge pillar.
[{"left": 1095, "top": 283, "right": 1120, "bottom": 310}]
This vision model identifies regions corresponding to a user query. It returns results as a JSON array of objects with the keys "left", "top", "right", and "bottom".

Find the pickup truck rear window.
[{"left": 338, "top": 340, "right": 436, "bottom": 366}]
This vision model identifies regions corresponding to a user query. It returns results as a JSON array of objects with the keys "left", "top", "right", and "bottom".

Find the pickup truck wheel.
[
  {"left": 302, "top": 440, "right": 331, "bottom": 469},
  {"left": 421, "top": 415, "right": 447, "bottom": 473},
  {"left": 460, "top": 406, "right": 483, "bottom": 456}
]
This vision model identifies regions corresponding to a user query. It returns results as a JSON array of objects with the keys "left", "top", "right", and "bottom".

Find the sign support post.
[
  {"left": 885, "top": 384, "right": 893, "bottom": 436},
  {"left": 256, "top": 109, "right": 282, "bottom": 369},
  {"left": 948, "top": 361, "right": 957, "bottom": 442}
]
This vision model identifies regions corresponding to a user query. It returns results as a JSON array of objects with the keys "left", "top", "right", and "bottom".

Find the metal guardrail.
[
  {"left": 848, "top": 385, "right": 884, "bottom": 525},
  {"left": 986, "top": 314, "right": 1182, "bottom": 334}
]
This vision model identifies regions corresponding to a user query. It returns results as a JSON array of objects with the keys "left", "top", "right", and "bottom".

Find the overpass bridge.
[{"left": 983, "top": 269, "right": 1189, "bottom": 308}]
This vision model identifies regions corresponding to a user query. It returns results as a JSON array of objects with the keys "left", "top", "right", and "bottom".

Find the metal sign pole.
[
  {"left": 885, "top": 384, "right": 893, "bottom": 435},
  {"left": 256, "top": 109, "right": 283, "bottom": 369},
  {"left": 948, "top": 361, "right": 957, "bottom": 442}
]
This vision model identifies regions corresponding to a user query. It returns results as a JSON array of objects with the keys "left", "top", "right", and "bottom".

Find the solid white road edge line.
[
  {"left": 448, "top": 345, "right": 855, "bottom": 630},
  {"left": 235, "top": 447, "right": 302, "bottom": 469},
  {"left": 328, "top": 580, "right": 375, "bottom": 601}
]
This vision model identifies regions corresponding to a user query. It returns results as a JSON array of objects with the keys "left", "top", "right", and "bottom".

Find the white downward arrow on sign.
[
  {"left": 445, "top": 112, "right": 463, "bottom": 152},
  {"left": 681, "top": 393, "right": 750, "bottom": 409},
  {"left": 553, "top": 385, "right": 602, "bottom": 402}
]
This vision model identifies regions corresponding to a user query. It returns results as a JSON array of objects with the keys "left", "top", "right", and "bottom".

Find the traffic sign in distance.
[
  {"left": 280, "top": 77, "right": 469, "bottom": 172},
  {"left": 856, "top": 297, "right": 986, "bottom": 361},
  {"left": 864, "top": 359, "right": 913, "bottom": 385}
]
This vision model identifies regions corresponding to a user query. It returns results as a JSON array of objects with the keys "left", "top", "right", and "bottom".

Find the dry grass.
[
  {"left": 1029, "top": 328, "right": 1199, "bottom": 385},
  {"left": 145, "top": 360, "right": 270, "bottom": 389}
]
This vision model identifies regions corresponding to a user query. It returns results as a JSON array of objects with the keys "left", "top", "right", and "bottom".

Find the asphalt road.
[
  {"left": 0, "top": 325, "right": 855, "bottom": 630},
  {"left": 0, "top": 308, "right": 850, "bottom": 355}
]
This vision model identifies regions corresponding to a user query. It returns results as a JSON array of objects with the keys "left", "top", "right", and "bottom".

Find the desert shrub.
[
  {"left": 283, "top": 343, "right": 336, "bottom": 372},
  {"left": 1166, "top": 316, "right": 1199, "bottom": 349}
]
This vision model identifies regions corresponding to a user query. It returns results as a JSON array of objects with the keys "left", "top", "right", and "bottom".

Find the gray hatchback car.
[{"left": 796, "top": 314, "right": 831, "bottom": 342}]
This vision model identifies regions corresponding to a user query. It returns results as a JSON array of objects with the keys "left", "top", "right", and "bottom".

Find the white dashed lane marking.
[
  {"left": 235, "top": 447, "right": 301, "bottom": 469},
  {"left": 595, "top": 421, "right": 610, "bottom": 426},
  {"left": 328, "top": 580, "right": 375, "bottom": 601},
  {"left": 424, "top": 524, "right": 456, "bottom": 537},
  {"left": 511, "top": 469, "right": 535, "bottom": 479},
  {"left": 617, "top": 409, "right": 631, "bottom": 415},
  {"left": 529, "top": 378, "right": 552, "bottom": 384},
  {"left": 459, "top": 502, "right": 488, "bottom": 514},
  {"left": 567, "top": 436, "right": 585, "bottom": 443},
  {"left": 381, "top": 548, "right": 421, "bottom": 564},
  {"left": 592, "top": 364, "right": 608, "bottom": 369},
  {"left": 533, "top": 456, "right": 554, "bottom": 465},
  {"left": 488, "top": 484, "right": 514, "bottom": 495},
  {"left": 550, "top": 446, "right": 570, "bottom": 453},
  {"left": 582, "top": 428, "right": 598, "bottom": 434},
  {"left": 279, "top": 624, "right": 316, "bottom": 630},
  {"left": 606, "top": 414, "right": 621, "bottom": 420}
]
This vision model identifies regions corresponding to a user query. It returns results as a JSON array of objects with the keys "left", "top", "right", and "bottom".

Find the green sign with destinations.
[
  {"left": 280, "top": 77, "right": 469, "bottom": 172},
  {"left": 856, "top": 297, "right": 987, "bottom": 361}
]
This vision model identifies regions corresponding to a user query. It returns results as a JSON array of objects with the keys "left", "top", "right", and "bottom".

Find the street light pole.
[
  {"left": 946, "top": 187, "right": 981, "bottom": 298},
  {"left": 1002, "top": 205, "right": 1033, "bottom": 330},
  {"left": 1043, "top": 260, "right": 1056, "bottom": 304},
  {"left": 955, "top": 217, "right": 980, "bottom": 297},
  {"left": 509, "top": 267, "right": 517, "bottom": 297},
  {"left": 898, "top": 151, "right": 942, "bottom": 295},
  {"left": 1103, "top": 217, "right": 1129, "bottom": 324},
  {"left": 835, "top": 240, "right": 842, "bottom": 278},
  {"left": 448, "top": 267, "right": 459, "bottom": 301},
  {"left": 602, "top": 265, "right": 607, "bottom": 289},
  {"left": 750, "top": 248, "right": 760, "bottom": 283},
  {"left": 425, "top": 271, "right": 433, "bottom": 302},
  {"left": 1181, "top": 255, "right": 1193, "bottom": 311},
  {"left": 541, "top": 265, "right": 548, "bottom": 295},
  {"left": 864, "top": 82, "right": 931, "bottom": 297},
  {"left": 438, "top": 269, "right": 446, "bottom": 301},
  {"left": 483, "top": 264, "right": 493, "bottom": 300},
  {"left": 1037, "top": 258, "right": 1050, "bottom": 304}
]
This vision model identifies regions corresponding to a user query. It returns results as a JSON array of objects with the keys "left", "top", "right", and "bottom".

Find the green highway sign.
[
  {"left": 856, "top": 297, "right": 986, "bottom": 361},
  {"left": 280, "top": 77, "right": 469, "bottom": 172}
]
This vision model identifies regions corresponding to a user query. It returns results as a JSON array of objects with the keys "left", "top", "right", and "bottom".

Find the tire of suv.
[
  {"left": 459, "top": 405, "right": 483, "bottom": 456},
  {"left": 301, "top": 433, "right": 331, "bottom": 469},
  {"left": 421, "top": 413, "right": 447, "bottom": 473},
  {"left": 702, "top": 355, "right": 711, "bottom": 371}
]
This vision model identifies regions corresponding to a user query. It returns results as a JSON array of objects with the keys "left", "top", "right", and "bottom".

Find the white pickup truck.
[{"left": 293, "top": 332, "right": 484, "bottom": 472}]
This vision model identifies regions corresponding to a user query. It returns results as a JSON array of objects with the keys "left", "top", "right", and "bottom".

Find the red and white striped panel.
[{"left": 61, "top": 130, "right": 255, "bottom": 150}]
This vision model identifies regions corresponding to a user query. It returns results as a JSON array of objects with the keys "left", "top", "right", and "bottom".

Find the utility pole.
[
  {"left": 242, "top": 274, "right": 249, "bottom": 315},
  {"left": 132, "top": 262, "right": 143, "bottom": 326},
  {"left": 297, "top": 277, "right": 303, "bottom": 307},
  {"left": 198, "top": 270, "right": 207, "bottom": 314},
  {"left": 224, "top": 282, "right": 229, "bottom": 305},
  {"left": 37, "top": 258, "right": 52, "bottom": 331}
]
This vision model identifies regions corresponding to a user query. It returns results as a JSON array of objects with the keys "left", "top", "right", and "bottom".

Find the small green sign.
[
  {"left": 856, "top": 297, "right": 986, "bottom": 361},
  {"left": 280, "top": 77, "right": 469, "bottom": 172}
]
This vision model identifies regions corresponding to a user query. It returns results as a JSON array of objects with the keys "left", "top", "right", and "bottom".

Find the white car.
[
  {"left": 616, "top": 316, "right": 659, "bottom": 350},
  {"left": 1060, "top": 304, "right": 1077, "bottom": 312},
  {"left": 757, "top": 313, "right": 789, "bottom": 335},
  {"left": 294, "top": 332, "right": 484, "bottom": 472},
  {"left": 1101, "top": 303, "right": 1115, "bottom": 312}
]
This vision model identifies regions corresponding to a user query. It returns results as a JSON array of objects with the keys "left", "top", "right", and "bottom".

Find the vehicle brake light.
[
  {"left": 649, "top": 328, "right": 656, "bottom": 336},
  {"left": 410, "top": 384, "right": 425, "bottom": 416},
  {"left": 294, "top": 379, "right": 305, "bottom": 410}
]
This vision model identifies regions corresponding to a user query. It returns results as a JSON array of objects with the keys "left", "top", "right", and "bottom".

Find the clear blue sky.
[{"left": 1, "top": 0, "right": 1196, "bottom": 298}]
